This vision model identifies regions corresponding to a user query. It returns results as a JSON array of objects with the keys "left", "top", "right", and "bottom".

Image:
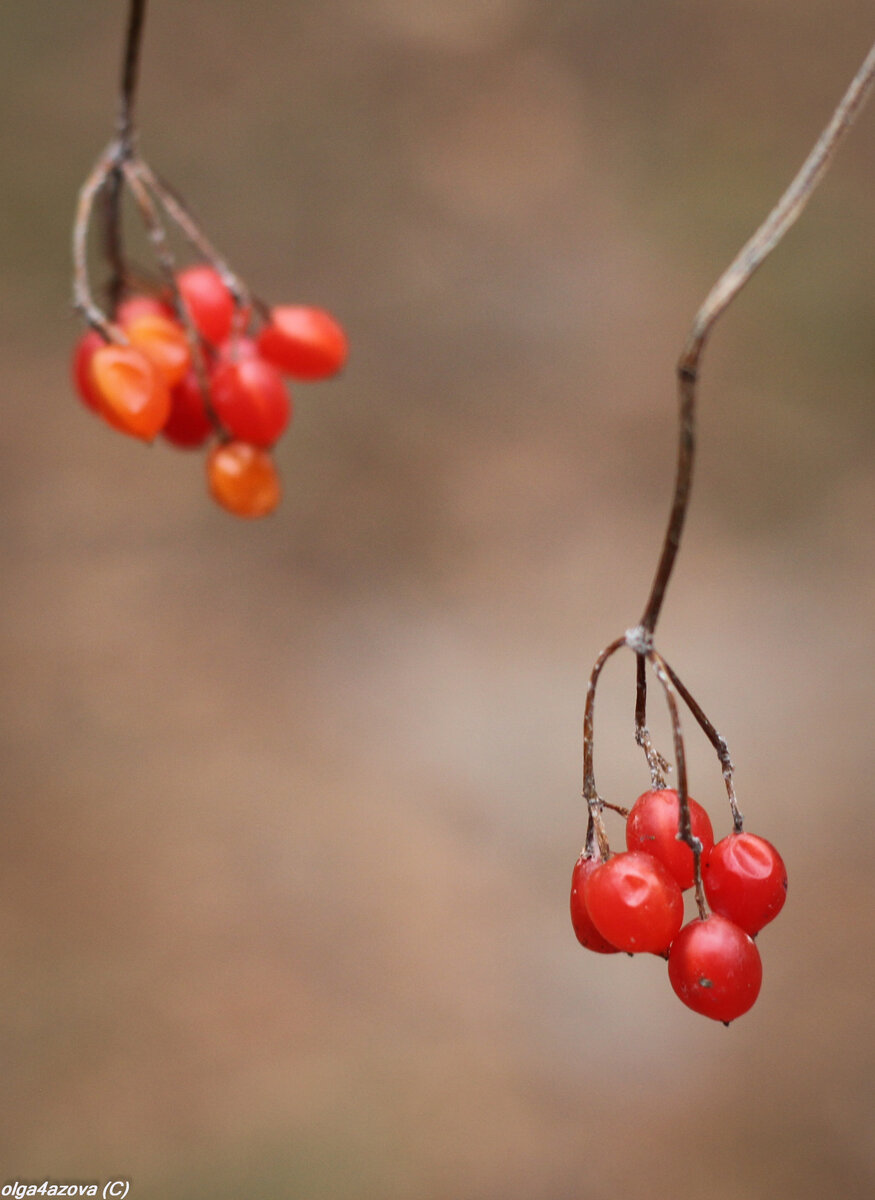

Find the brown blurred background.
[{"left": 1, "top": 2, "right": 873, "bottom": 1197}]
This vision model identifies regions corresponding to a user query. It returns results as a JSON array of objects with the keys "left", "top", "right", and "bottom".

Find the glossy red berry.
[
  {"left": 570, "top": 856, "right": 620, "bottom": 954},
  {"left": 162, "top": 370, "right": 213, "bottom": 449},
  {"left": 176, "top": 265, "right": 237, "bottom": 345},
  {"left": 210, "top": 357, "right": 291, "bottom": 447},
  {"left": 584, "top": 850, "right": 684, "bottom": 955},
  {"left": 207, "top": 441, "right": 280, "bottom": 518},
  {"left": 89, "top": 344, "right": 171, "bottom": 440},
  {"left": 668, "top": 914, "right": 763, "bottom": 1022},
  {"left": 256, "top": 305, "right": 348, "bottom": 380},
  {"left": 703, "top": 832, "right": 787, "bottom": 936},
  {"left": 626, "top": 788, "right": 714, "bottom": 891}
]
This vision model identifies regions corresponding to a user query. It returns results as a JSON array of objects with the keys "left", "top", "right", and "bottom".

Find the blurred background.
[{"left": 1, "top": 2, "right": 873, "bottom": 1197}]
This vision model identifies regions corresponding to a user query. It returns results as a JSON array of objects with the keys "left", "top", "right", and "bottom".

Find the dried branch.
[{"left": 640, "top": 40, "right": 875, "bottom": 637}]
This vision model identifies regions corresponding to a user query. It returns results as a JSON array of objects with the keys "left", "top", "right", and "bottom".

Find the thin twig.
[
  {"left": 660, "top": 658, "right": 742, "bottom": 832},
  {"left": 72, "top": 145, "right": 126, "bottom": 339},
  {"left": 640, "top": 40, "right": 875, "bottom": 637},
  {"left": 581, "top": 634, "right": 628, "bottom": 858},
  {"left": 118, "top": 0, "right": 147, "bottom": 149},
  {"left": 104, "top": 0, "right": 149, "bottom": 309},
  {"left": 634, "top": 653, "right": 670, "bottom": 787},
  {"left": 121, "top": 160, "right": 178, "bottom": 291},
  {"left": 135, "top": 163, "right": 254, "bottom": 335},
  {"left": 101, "top": 166, "right": 127, "bottom": 314}
]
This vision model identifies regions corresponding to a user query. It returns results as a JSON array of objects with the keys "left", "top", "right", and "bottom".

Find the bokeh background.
[{"left": 1, "top": 2, "right": 873, "bottom": 1197}]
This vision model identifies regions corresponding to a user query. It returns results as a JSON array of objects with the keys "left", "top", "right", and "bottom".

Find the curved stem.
[
  {"left": 135, "top": 163, "right": 254, "bottom": 334},
  {"left": 660, "top": 657, "right": 742, "bottom": 832},
  {"left": 72, "top": 145, "right": 125, "bottom": 339},
  {"left": 639, "top": 40, "right": 875, "bottom": 637},
  {"left": 582, "top": 635, "right": 628, "bottom": 858}
]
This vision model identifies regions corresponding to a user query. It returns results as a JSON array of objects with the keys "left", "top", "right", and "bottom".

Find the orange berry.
[
  {"left": 89, "top": 345, "right": 171, "bottom": 440},
  {"left": 206, "top": 441, "right": 280, "bottom": 518},
  {"left": 125, "top": 312, "right": 192, "bottom": 387}
]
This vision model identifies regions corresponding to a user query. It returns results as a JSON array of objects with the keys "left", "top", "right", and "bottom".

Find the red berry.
[
  {"left": 668, "top": 915, "right": 762, "bottom": 1022},
  {"left": 256, "top": 305, "right": 348, "bottom": 380},
  {"left": 626, "top": 788, "right": 714, "bottom": 891},
  {"left": 125, "top": 312, "right": 192, "bottom": 387},
  {"left": 584, "top": 850, "right": 684, "bottom": 955},
  {"left": 162, "top": 371, "right": 213, "bottom": 449},
  {"left": 207, "top": 441, "right": 280, "bottom": 518},
  {"left": 176, "top": 265, "right": 237, "bottom": 345},
  {"left": 210, "top": 358, "right": 291, "bottom": 447},
  {"left": 89, "top": 344, "right": 171, "bottom": 440},
  {"left": 570, "top": 856, "right": 620, "bottom": 954},
  {"left": 703, "top": 833, "right": 787, "bottom": 936},
  {"left": 71, "top": 329, "right": 106, "bottom": 414}
]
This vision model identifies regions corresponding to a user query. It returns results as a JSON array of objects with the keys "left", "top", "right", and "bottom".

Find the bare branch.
[{"left": 640, "top": 41, "right": 875, "bottom": 637}]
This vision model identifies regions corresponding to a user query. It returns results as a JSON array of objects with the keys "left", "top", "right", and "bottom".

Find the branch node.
[{"left": 625, "top": 626, "right": 653, "bottom": 656}]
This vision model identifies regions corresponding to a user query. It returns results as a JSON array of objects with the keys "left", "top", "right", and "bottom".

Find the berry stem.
[
  {"left": 639, "top": 39, "right": 875, "bottom": 640},
  {"left": 647, "top": 649, "right": 707, "bottom": 920},
  {"left": 634, "top": 653, "right": 670, "bottom": 788},
  {"left": 135, "top": 164, "right": 255, "bottom": 334},
  {"left": 118, "top": 0, "right": 147, "bottom": 152},
  {"left": 72, "top": 145, "right": 126, "bottom": 340},
  {"left": 660, "top": 657, "right": 743, "bottom": 831},
  {"left": 101, "top": 167, "right": 127, "bottom": 315},
  {"left": 104, "top": 0, "right": 149, "bottom": 310},
  {"left": 582, "top": 634, "right": 628, "bottom": 858},
  {"left": 122, "top": 160, "right": 226, "bottom": 436}
]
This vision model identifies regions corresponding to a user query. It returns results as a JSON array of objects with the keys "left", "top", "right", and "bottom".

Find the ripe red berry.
[
  {"left": 626, "top": 787, "right": 714, "bottom": 891},
  {"left": 256, "top": 305, "right": 348, "bottom": 380},
  {"left": 668, "top": 914, "right": 763, "bottom": 1022},
  {"left": 703, "top": 832, "right": 787, "bottom": 936},
  {"left": 71, "top": 329, "right": 107, "bottom": 414},
  {"left": 210, "top": 357, "right": 291, "bottom": 447},
  {"left": 570, "top": 855, "right": 620, "bottom": 954},
  {"left": 584, "top": 850, "right": 684, "bottom": 955},
  {"left": 162, "top": 370, "right": 213, "bottom": 449},
  {"left": 207, "top": 441, "right": 281, "bottom": 518},
  {"left": 89, "top": 344, "right": 171, "bottom": 440},
  {"left": 176, "top": 265, "right": 237, "bottom": 345}
]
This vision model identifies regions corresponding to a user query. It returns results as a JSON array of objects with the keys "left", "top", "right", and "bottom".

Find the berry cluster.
[
  {"left": 71, "top": 0, "right": 348, "bottom": 520},
  {"left": 72, "top": 266, "right": 347, "bottom": 518},
  {"left": 570, "top": 787, "right": 787, "bottom": 1023}
]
